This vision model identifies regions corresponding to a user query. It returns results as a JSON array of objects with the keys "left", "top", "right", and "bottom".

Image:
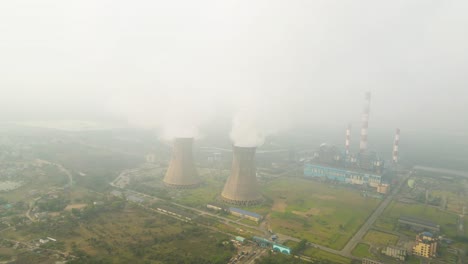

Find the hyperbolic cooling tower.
[
  {"left": 163, "top": 138, "right": 201, "bottom": 188},
  {"left": 221, "top": 146, "right": 262, "bottom": 206}
]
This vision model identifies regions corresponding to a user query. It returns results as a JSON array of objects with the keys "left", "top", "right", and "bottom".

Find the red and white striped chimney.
[
  {"left": 392, "top": 128, "right": 400, "bottom": 164},
  {"left": 359, "top": 92, "right": 371, "bottom": 153},
  {"left": 345, "top": 124, "right": 351, "bottom": 155}
]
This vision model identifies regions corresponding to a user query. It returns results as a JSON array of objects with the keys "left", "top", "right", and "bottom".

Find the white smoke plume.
[
  {"left": 107, "top": 88, "right": 216, "bottom": 140},
  {"left": 230, "top": 108, "right": 265, "bottom": 147}
]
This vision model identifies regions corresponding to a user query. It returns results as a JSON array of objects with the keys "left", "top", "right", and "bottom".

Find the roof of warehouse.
[{"left": 229, "top": 207, "right": 262, "bottom": 219}]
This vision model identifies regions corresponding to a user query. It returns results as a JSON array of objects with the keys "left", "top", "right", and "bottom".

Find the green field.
[
  {"left": 263, "top": 178, "right": 380, "bottom": 250},
  {"left": 172, "top": 169, "right": 228, "bottom": 207},
  {"left": 465, "top": 218, "right": 468, "bottom": 237},
  {"left": 5, "top": 206, "right": 235, "bottom": 263},
  {"left": 351, "top": 243, "right": 373, "bottom": 258},
  {"left": 376, "top": 201, "right": 459, "bottom": 237},
  {"left": 303, "top": 247, "right": 352, "bottom": 264},
  {"left": 363, "top": 230, "right": 399, "bottom": 247}
]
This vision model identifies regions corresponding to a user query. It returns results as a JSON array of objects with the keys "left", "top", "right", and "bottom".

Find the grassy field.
[
  {"left": 7, "top": 206, "right": 235, "bottom": 263},
  {"left": 431, "top": 189, "right": 466, "bottom": 214},
  {"left": 303, "top": 247, "right": 352, "bottom": 264},
  {"left": 376, "top": 201, "right": 459, "bottom": 237},
  {"left": 351, "top": 243, "right": 373, "bottom": 258},
  {"left": 262, "top": 178, "right": 380, "bottom": 250},
  {"left": 72, "top": 209, "right": 235, "bottom": 263},
  {"left": 465, "top": 218, "right": 468, "bottom": 237},
  {"left": 173, "top": 170, "right": 228, "bottom": 207},
  {"left": 363, "top": 230, "right": 399, "bottom": 247}
]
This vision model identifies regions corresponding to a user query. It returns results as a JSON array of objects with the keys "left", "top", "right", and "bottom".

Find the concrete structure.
[
  {"left": 163, "top": 138, "right": 201, "bottom": 188},
  {"left": 252, "top": 236, "right": 290, "bottom": 255},
  {"left": 235, "top": 236, "right": 245, "bottom": 243},
  {"left": 398, "top": 216, "right": 440, "bottom": 233},
  {"left": 392, "top": 128, "right": 400, "bottom": 164},
  {"left": 376, "top": 183, "right": 389, "bottom": 194},
  {"left": 304, "top": 163, "right": 382, "bottom": 187},
  {"left": 253, "top": 236, "right": 272, "bottom": 248},
  {"left": 360, "top": 91, "right": 371, "bottom": 153},
  {"left": 272, "top": 244, "right": 291, "bottom": 255},
  {"left": 221, "top": 146, "right": 262, "bottom": 206},
  {"left": 382, "top": 246, "right": 406, "bottom": 261},
  {"left": 228, "top": 207, "right": 262, "bottom": 222},
  {"left": 412, "top": 232, "right": 437, "bottom": 258},
  {"left": 206, "top": 204, "right": 224, "bottom": 211},
  {"left": 145, "top": 153, "right": 156, "bottom": 163},
  {"left": 156, "top": 205, "right": 194, "bottom": 222}
]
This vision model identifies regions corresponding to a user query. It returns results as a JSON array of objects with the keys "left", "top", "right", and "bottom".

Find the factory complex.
[{"left": 303, "top": 92, "right": 399, "bottom": 194}]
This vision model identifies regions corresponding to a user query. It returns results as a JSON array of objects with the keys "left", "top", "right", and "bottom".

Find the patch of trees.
[
  {"left": 78, "top": 197, "right": 126, "bottom": 221},
  {"left": 37, "top": 197, "right": 69, "bottom": 212},
  {"left": 292, "top": 239, "right": 308, "bottom": 255},
  {"left": 255, "top": 253, "right": 307, "bottom": 264},
  {"left": 25, "top": 213, "right": 78, "bottom": 237},
  {"left": 40, "top": 241, "right": 66, "bottom": 251}
]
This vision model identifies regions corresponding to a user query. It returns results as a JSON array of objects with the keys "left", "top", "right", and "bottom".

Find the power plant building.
[
  {"left": 303, "top": 92, "right": 395, "bottom": 189},
  {"left": 221, "top": 146, "right": 262, "bottom": 206},
  {"left": 228, "top": 207, "right": 262, "bottom": 222},
  {"left": 163, "top": 138, "right": 201, "bottom": 188},
  {"left": 304, "top": 163, "right": 382, "bottom": 187},
  {"left": 304, "top": 144, "right": 384, "bottom": 187}
]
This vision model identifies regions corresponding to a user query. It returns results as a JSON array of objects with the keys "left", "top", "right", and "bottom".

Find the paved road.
[{"left": 341, "top": 170, "right": 411, "bottom": 255}]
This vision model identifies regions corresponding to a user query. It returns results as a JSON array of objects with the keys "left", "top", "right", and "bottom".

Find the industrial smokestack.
[
  {"left": 345, "top": 123, "right": 351, "bottom": 156},
  {"left": 392, "top": 128, "right": 400, "bottom": 164},
  {"left": 359, "top": 92, "right": 371, "bottom": 153},
  {"left": 163, "top": 138, "right": 201, "bottom": 188},
  {"left": 221, "top": 146, "right": 262, "bottom": 206}
]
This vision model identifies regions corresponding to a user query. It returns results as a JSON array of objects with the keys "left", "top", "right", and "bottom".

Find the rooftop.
[
  {"left": 229, "top": 207, "right": 262, "bottom": 219},
  {"left": 399, "top": 216, "right": 439, "bottom": 228},
  {"left": 421, "top": 231, "right": 434, "bottom": 238}
]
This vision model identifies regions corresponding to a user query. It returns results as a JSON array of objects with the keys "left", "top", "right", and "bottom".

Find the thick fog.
[{"left": 1, "top": 1, "right": 467, "bottom": 143}]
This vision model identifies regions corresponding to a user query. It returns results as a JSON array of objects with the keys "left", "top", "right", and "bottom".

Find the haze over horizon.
[{"left": 1, "top": 0, "right": 468, "bottom": 138}]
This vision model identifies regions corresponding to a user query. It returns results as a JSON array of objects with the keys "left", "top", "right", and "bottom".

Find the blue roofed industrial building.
[{"left": 229, "top": 207, "right": 262, "bottom": 222}]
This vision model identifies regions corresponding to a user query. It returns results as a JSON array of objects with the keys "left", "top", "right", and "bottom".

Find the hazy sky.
[{"left": 1, "top": 1, "right": 467, "bottom": 137}]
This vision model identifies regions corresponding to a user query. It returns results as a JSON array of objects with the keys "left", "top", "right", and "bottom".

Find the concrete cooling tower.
[
  {"left": 163, "top": 138, "right": 201, "bottom": 188},
  {"left": 221, "top": 146, "right": 262, "bottom": 206}
]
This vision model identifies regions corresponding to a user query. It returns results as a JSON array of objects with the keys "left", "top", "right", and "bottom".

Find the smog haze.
[{"left": 1, "top": 0, "right": 467, "bottom": 141}]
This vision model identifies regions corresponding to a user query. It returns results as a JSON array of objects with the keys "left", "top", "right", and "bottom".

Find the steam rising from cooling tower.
[
  {"left": 230, "top": 108, "right": 265, "bottom": 147},
  {"left": 221, "top": 146, "right": 262, "bottom": 206},
  {"left": 359, "top": 92, "right": 371, "bottom": 153},
  {"left": 163, "top": 138, "right": 201, "bottom": 188}
]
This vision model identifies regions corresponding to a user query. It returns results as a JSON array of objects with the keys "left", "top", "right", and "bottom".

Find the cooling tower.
[
  {"left": 163, "top": 138, "right": 201, "bottom": 188},
  {"left": 221, "top": 146, "right": 262, "bottom": 206}
]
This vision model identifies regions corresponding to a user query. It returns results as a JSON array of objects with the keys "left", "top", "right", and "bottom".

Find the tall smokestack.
[
  {"left": 221, "top": 146, "right": 262, "bottom": 206},
  {"left": 392, "top": 128, "right": 400, "bottom": 164},
  {"left": 163, "top": 138, "right": 201, "bottom": 188},
  {"left": 345, "top": 123, "right": 351, "bottom": 156},
  {"left": 359, "top": 92, "right": 371, "bottom": 153}
]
